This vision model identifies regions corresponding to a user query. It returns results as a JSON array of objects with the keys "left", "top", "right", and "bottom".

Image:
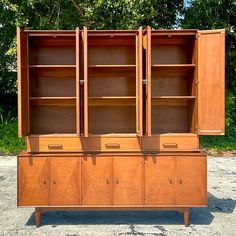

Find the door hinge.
[
  {"left": 80, "top": 80, "right": 84, "bottom": 85},
  {"left": 142, "top": 79, "right": 147, "bottom": 85},
  {"left": 195, "top": 124, "right": 200, "bottom": 132},
  {"left": 195, "top": 80, "right": 200, "bottom": 85}
]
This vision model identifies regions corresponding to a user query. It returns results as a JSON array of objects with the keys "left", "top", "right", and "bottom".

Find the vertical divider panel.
[
  {"left": 146, "top": 27, "right": 152, "bottom": 136},
  {"left": 76, "top": 27, "right": 80, "bottom": 135},
  {"left": 83, "top": 27, "right": 88, "bottom": 137}
]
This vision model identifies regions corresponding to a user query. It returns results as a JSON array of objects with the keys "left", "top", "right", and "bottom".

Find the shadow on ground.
[{"left": 26, "top": 192, "right": 236, "bottom": 226}]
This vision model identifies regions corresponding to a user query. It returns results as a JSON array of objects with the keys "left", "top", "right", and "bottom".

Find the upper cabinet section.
[
  {"left": 145, "top": 28, "right": 198, "bottom": 136},
  {"left": 17, "top": 28, "right": 80, "bottom": 137},
  {"left": 144, "top": 28, "right": 224, "bottom": 136},
  {"left": 82, "top": 28, "right": 143, "bottom": 137},
  {"left": 17, "top": 27, "right": 225, "bottom": 138}
]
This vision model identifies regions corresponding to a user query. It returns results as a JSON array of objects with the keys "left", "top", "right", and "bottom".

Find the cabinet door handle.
[
  {"left": 115, "top": 179, "right": 119, "bottom": 184},
  {"left": 105, "top": 143, "right": 120, "bottom": 149},
  {"left": 48, "top": 144, "right": 63, "bottom": 149},
  {"left": 163, "top": 143, "right": 178, "bottom": 148},
  {"left": 169, "top": 179, "right": 173, "bottom": 184},
  {"left": 106, "top": 179, "right": 110, "bottom": 184},
  {"left": 43, "top": 179, "right": 46, "bottom": 185},
  {"left": 179, "top": 179, "right": 183, "bottom": 184},
  {"left": 53, "top": 180, "right": 56, "bottom": 184}
]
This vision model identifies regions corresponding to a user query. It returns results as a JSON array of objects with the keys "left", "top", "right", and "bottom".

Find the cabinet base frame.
[{"left": 34, "top": 207, "right": 190, "bottom": 227}]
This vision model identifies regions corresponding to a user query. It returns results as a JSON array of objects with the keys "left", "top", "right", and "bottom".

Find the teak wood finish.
[{"left": 17, "top": 27, "right": 225, "bottom": 227}]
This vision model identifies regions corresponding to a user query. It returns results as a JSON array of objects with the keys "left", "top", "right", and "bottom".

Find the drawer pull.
[
  {"left": 163, "top": 143, "right": 178, "bottom": 148},
  {"left": 105, "top": 143, "right": 120, "bottom": 149},
  {"left": 48, "top": 144, "right": 63, "bottom": 149}
]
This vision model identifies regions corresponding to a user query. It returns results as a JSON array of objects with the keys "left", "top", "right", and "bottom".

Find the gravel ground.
[{"left": 0, "top": 155, "right": 236, "bottom": 236}]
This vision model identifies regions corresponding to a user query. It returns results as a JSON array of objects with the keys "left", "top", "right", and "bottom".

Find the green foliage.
[
  {"left": 182, "top": 0, "right": 236, "bottom": 150},
  {"left": 0, "top": 122, "right": 25, "bottom": 154},
  {"left": 0, "top": 0, "right": 235, "bottom": 154}
]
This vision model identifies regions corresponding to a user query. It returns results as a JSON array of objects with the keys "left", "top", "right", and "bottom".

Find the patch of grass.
[
  {"left": 0, "top": 121, "right": 25, "bottom": 155},
  {"left": 0, "top": 122, "right": 235, "bottom": 155},
  {"left": 200, "top": 136, "right": 236, "bottom": 152}
]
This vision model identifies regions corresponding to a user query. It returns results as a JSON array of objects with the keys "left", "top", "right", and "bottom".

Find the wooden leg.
[
  {"left": 35, "top": 208, "right": 41, "bottom": 227},
  {"left": 183, "top": 208, "right": 189, "bottom": 227}
]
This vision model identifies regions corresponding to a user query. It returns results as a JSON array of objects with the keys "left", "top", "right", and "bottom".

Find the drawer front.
[
  {"left": 26, "top": 137, "right": 83, "bottom": 152},
  {"left": 142, "top": 136, "right": 199, "bottom": 151},
  {"left": 83, "top": 137, "right": 141, "bottom": 151}
]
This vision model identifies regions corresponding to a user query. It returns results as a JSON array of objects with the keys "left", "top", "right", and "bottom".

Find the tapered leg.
[
  {"left": 35, "top": 207, "right": 41, "bottom": 227},
  {"left": 183, "top": 208, "right": 189, "bottom": 227}
]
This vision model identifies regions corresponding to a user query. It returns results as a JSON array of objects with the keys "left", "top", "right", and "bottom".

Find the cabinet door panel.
[
  {"left": 113, "top": 156, "right": 142, "bottom": 205},
  {"left": 198, "top": 30, "right": 225, "bottom": 135},
  {"left": 18, "top": 157, "right": 48, "bottom": 206},
  {"left": 145, "top": 156, "right": 174, "bottom": 205},
  {"left": 175, "top": 155, "right": 207, "bottom": 205},
  {"left": 50, "top": 157, "right": 80, "bottom": 205},
  {"left": 17, "top": 27, "right": 28, "bottom": 137},
  {"left": 82, "top": 156, "right": 112, "bottom": 205}
]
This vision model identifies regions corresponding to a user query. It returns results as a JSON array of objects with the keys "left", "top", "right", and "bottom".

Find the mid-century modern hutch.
[{"left": 17, "top": 26, "right": 225, "bottom": 227}]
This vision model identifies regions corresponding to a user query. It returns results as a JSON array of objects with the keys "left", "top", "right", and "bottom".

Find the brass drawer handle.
[
  {"left": 105, "top": 143, "right": 120, "bottom": 149},
  {"left": 163, "top": 143, "right": 178, "bottom": 148},
  {"left": 48, "top": 144, "right": 63, "bottom": 149}
]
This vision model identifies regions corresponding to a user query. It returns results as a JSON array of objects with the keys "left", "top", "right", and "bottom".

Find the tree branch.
[{"left": 70, "top": 0, "right": 84, "bottom": 16}]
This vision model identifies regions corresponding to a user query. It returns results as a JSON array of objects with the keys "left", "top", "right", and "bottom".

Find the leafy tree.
[
  {"left": 0, "top": 0, "right": 184, "bottom": 117},
  {"left": 182, "top": 0, "right": 236, "bottom": 147}
]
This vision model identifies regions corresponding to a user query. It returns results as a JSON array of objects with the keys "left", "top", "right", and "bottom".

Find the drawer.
[
  {"left": 83, "top": 137, "right": 141, "bottom": 151},
  {"left": 26, "top": 136, "right": 83, "bottom": 152},
  {"left": 142, "top": 135, "right": 199, "bottom": 151}
]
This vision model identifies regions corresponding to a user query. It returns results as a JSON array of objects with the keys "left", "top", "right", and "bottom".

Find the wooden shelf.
[
  {"left": 88, "top": 65, "right": 136, "bottom": 77},
  {"left": 29, "top": 65, "right": 76, "bottom": 68},
  {"left": 89, "top": 65, "right": 136, "bottom": 68},
  {"left": 30, "top": 97, "right": 76, "bottom": 106},
  {"left": 152, "top": 96, "right": 195, "bottom": 106},
  {"left": 29, "top": 66, "right": 76, "bottom": 77},
  {"left": 151, "top": 64, "right": 195, "bottom": 76},
  {"left": 88, "top": 96, "right": 136, "bottom": 106},
  {"left": 152, "top": 96, "right": 196, "bottom": 99},
  {"left": 152, "top": 64, "right": 195, "bottom": 68}
]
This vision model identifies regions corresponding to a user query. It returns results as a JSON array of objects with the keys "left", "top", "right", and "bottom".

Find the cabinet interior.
[
  {"left": 28, "top": 35, "right": 77, "bottom": 135},
  {"left": 87, "top": 34, "right": 137, "bottom": 135},
  {"left": 150, "top": 34, "right": 196, "bottom": 134}
]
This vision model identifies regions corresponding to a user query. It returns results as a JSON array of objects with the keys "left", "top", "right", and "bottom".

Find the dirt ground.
[{"left": 0, "top": 155, "right": 236, "bottom": 236}]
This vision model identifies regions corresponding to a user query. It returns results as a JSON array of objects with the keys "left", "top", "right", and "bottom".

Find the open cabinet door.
[
  {"left": 136, "top": 27, "right": 143, "bottom": 136},
  {"left": 197, "top": 29, "right": 225, "bottom": 135},
  {"left": 17, "top": 27, "right": 28, "bottom": 137},
  {"left": 82, "top": 27, "right": 88, "bottom": 137}
]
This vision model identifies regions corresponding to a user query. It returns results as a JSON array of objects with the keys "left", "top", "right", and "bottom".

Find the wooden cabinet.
[
  {"left": 81, "top": 156, "right": 142, "bottom": 205},
  {"left": 82, "top": 28, "right": 143, "bottom": 137},
  {"left": 144, "top": 28, "right": 225, "bottom": 136},
  {"left": 144, "top": 155, "right": 207, "bottom": 206},
  {"left": 18, "top": 156, "right": 81, "bottom": 206},
  {"left": 16, "top": 27, "right": 224, "bottom": 226}
]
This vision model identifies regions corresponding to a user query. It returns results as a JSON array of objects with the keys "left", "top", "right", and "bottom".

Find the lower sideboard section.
[{"left": 17, "top": 153, "right": 207, "bottom": 207}]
